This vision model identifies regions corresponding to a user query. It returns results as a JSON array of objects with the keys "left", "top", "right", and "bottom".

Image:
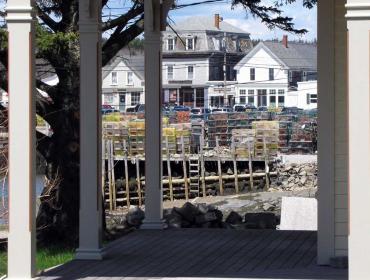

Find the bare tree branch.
[
  {"left": 102, "top": 17, "right": 144, "bottom": 66},
  {"left": 102, "top": 4, "right": 143, "bottom": 32},
  {"left": 36, "top": 3, "right": 60, "bottom": 32}
]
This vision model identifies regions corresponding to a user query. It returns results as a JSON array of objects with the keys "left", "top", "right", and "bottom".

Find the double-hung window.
[
  {"left": 111, "top": 71, "right": 118, "bottom": 85},
  {"left": 250, "top": 68, "right": 255, "bottom": 81},
  {"left": 167, "top": 65, "right": 174, "bottom": 80},
  {"left": 127, "top": 72, "right": 133, "bottom": 85},
  {"left": 167, "top": 38, "right": 174, "bottom": 51},
  {"left": 187, "top": 65, "right": 194, "bottom": 80},
  {"left": 186, "top": 38, "right": 194, "bottom": 50}
]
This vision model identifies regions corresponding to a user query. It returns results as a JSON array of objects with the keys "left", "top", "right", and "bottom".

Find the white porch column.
[
  {"left": 6, "top": 1, "right": 37, "bottom": 278},
  {"left": 346, "top": 2, "right": 370, "bottom": 278},
  {"left": 142, "top": 0, "right": 164, "bottom": 229},
  {"left": 75, "top": 0, "right": 104, "bottom": 259},
  {"left": 317, "top": 0, "right": 336, "bottom": 265}
]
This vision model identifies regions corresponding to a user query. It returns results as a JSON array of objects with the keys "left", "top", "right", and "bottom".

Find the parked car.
[
  {"left": 173, "top": 105, "right": 191, "bottom": 112},
  {"left": 126, "top": 104, "right": 145, "bottom": 113},
  {"left": 245, "top": 104, "right": 257, "bottom": 111},
  {"left": 257, "top": 106, "right": 268, "bottom": 112},
  {"left": 191, "top": 108, "right": 211, "bottom": 115},
  {"left": 233, "top": 105, "right": 246, "bottom": 112},
  {"left": 102, "top": 104, "right": 119, "bottom": 114},
  {"left": 281, "top": 106, "right": 304, "bottom": 115},
  {"left": 211, "top": 107, "right": 232, "bottom": 113}
]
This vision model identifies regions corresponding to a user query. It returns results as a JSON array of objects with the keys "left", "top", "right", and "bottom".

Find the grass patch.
[{"left": 0, "top": 247, "right": 74, "bottom": 276}]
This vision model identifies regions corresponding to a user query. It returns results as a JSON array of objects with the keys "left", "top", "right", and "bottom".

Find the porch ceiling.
[{"left": 40, "top": 229, "right": 347, "bottom": 279}]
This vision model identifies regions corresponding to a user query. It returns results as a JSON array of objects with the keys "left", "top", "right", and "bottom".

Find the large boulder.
[
  {"left": 126, "top": 206, "right": 145, "bottom": 228},
  {"left": 244, "top": 212, "right": 276, "bottom": 229},
  {"left": 173, "top": 202, "right": 200, "bottom": 223},
  {"left": 225, "top": 211, "right": 243, "bottom": 225}
]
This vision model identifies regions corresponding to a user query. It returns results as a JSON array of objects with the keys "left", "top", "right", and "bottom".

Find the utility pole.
[{"left": 223, "top": 32, "right": 228, "bottom": 107}]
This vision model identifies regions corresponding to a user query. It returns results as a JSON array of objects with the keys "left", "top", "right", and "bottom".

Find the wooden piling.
[
  {"left": 216, "top": 136, "right": 223, "bottom": 195},
  {"left": 136, "top": 156, "right": 142, "bottom": 206},
  {"left": 123, "top": 140, "right": 130, "bottom": 207},
  {"left": 247, "top": 139, "right": 254, "bottom": 191},
  {"left": 101, "top": 138, "right": 106, "bottom": 197},
  {"left": 181, "top": 136, "right": 189, "bottom": 200},
  {"left": 107, "top": 140, "right": 113, "bottom": 211},
  {"left": 200, "top": 135, "right": 206, "bottom": 198},
  {"left": 110, "top": 140, "right": 117, "bottom": 210},
  {"left": 166, "top": 136, "right": 174, "bottom": 202},
  {"left": 231, "top": 137, "right": 239, "bottom": 194},
  {"left": 263, "top": 135, "right": 270, "bottom": 191}
]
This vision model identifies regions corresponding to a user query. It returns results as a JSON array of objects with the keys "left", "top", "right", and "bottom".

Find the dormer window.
[
  {"left": 186, "top": 38, "right": 194, "bottom": 50},
  {"left": 167, "top": 38, "right": 174, "bottom": 51}
]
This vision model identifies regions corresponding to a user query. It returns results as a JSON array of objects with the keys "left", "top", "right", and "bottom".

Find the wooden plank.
[
  {"left": 107, "top": 140, "right": 113, "bottom": 211},
  {"left": 181, "top": 136, "right": 189, "bottom": 200},
  {"left": 200, "top": 134, "right": 206, "bottom": 198},
  {"left": 263, "top": 135, "right": 270, "bottom": 191},
  {"left": 101, "top": 138, "right": 105, "bottom": 197},
  {"left": 123, "top": 140, "right": 130, "bottom": 208},
  {"left": 216, "top": 136, "right": 223, "bottom": 195},
  {"left": 166, "top": 136, "right": 174, "bottom": 202},
  {"left": 110, "top": 140, "right": 117, "bottom": 210},
  {"left": 231, "top": 136, "right": 239, "bottom": 194},
  {"left": 136, "top": 156, "right": 142, "bottom": 206},
  {"left": 247, "top": 139, "right": 254, "bottom": 191}
]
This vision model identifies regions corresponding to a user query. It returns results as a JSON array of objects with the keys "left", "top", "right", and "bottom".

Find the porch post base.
[
  {"left": 141, "top": 220, "right": 165, "bottom": 230},
  {"left": 75, "top": 248, "right": 105, "bottom": 260}
]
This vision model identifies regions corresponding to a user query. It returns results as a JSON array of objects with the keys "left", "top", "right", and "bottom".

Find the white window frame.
[
  {"left": 111, "top": 71, "right": 118, "bottom": 85},
  {"left": 269, "top": 68, "right": 274, "bottom": 81},
  {"left": 250, "top": 68, "right": 255, "bottom": 81},
  {"left": 131, "top": 92, "right": 141, "bottom": 106},
  {"left": 278, "top": 89, "right": 285, "bottom": 107},
  {"left": 167, "top": 38, "right": 174, "bottom": 51},
  {"left": 186, "top": 37, "right": 194, "bottom": 50},
  {"left": 307, "top": 93, "right": 317, "bottom": 104},
  {"left": 127, "top": 71, "right": 133, "bottom": 85},
  {"left": 167, "top": 65, "right": 174, "bottom": 80},
  {"left": 247, "top": 89, "right": 254, "bottom": 105},
  {"left": 104, "top": 94, "right": 114, "bottom": 104},
  {"left": 187, "top": 65, "right": 194, "bottom": 80}
]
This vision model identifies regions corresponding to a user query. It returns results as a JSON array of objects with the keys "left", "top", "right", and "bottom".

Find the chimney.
[
  {"left": 282, "top": 35, "right": 288, "bottom": 48},
  {"left": 215, "top": 14, "right": 220, "bottom": 29}
]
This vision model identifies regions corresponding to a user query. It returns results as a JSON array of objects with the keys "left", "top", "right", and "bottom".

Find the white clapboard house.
[
  {"left": 102, "top": 53, "right": 145, "bottom": 112},
  {"left": 234, "top": 36, "right": 317, "bottom": 109}
]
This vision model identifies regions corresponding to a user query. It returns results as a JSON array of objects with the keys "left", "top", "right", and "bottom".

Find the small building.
[
  {"left": 102, "top": 54, "right": 145, "bottom": 112},
  {"left": 162, "top": 14, "right": 253, "bottom": 108},
  {"left": 286, "top": 80, "right": 318, "bottom": 110},
  {"left": 234, "top": 37, "right": 317, "bottom": 108}
]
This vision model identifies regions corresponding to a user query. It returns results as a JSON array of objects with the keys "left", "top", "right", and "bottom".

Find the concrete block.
[{"left": 280, "top": 197, "right": 317, "bottom": 231}]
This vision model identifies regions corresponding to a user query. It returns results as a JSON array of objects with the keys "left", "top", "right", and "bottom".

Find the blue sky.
[
  {"left": 0, "top": 0, "right": 316, "bottom": 41},
  {"left": 169, "top": 0, "right": 317, "bottom": 41}
]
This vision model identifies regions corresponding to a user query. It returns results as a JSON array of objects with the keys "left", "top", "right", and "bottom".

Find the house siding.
[
  {"left": 334, "top": 0, "right": 348, "bottom": 256},
  {"left": 102, "top": 59, "right": 145, "bottom": 111}
]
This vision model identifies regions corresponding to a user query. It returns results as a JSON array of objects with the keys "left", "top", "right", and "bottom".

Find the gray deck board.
[{"left": 40, "top": 229, "right": 348, "bottom": 280}]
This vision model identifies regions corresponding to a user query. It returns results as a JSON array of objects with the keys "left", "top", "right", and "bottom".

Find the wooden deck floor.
[{"left": 41, "top": 229, "right": 348, "bottom": 280}]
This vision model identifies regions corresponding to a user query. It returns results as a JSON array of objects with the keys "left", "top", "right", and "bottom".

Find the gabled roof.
[
  {"left": 167, "top": 16, "right": 249, "bottom": 35},
  {"left": 235, "top": 41, "right": 317, "bottom": 71},
  {"left": 103, "top": 54, "right": 144, "bottom": 81}
]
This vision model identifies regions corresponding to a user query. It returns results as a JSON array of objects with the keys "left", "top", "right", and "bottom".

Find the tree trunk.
[{"left": 36, "top": 64, "right": 81, "bottom": 246}]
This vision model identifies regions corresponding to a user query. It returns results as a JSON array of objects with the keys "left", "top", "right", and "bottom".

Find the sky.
[
  {"left": 168, "top": 0, "right": 317, "bottom": 41},
  {"left": 0, "top": 0, "right": 317, "bottom": 41}
]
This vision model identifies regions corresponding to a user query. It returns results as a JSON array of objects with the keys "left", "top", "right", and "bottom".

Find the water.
[{"left": 0, "top": 175, "right": 45, "bottom": 225}]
